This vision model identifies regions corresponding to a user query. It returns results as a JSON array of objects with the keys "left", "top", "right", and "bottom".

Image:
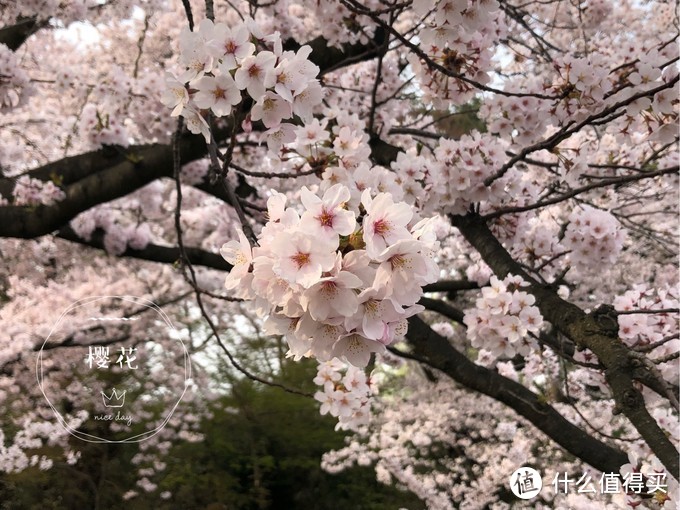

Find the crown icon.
[{"left": 101, "top": 388, "right": 126, "bottom": 408}]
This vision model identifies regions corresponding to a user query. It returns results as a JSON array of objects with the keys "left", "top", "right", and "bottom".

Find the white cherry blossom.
[
  {"left": 361, "top": 190, "right": 414, "bottom": 257},
  {"left": 193, "top": 73, "right": 241, "bottom": 116},
  {"left": 271, "top": 231, "right": 336, "bottom": 288},
  {"left": 300, "top": 184, "right": 356, "bottom": 240}
]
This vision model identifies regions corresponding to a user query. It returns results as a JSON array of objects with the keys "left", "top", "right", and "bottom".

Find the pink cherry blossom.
[
  {"left": 208, "top": 24, "right": 254, "bottom": 69},
  {"left": 361, "top": 190, "right": 413, "bottom": 257},
  {"left": 300, "top": 184, "right": 356, "bottom": 240},
  {"left": 250, "top": 91, "right": 293, "bottom": 129},
  {"left": 271, "top": 231, "right": 336, "bottom": 288},
  {"left": 193, "top": 73, "right": 241, "bottom": 116},
  {"left": 332, "top": 332, "right": 386, "bottom": 368},
  {"left": 220, "top": 229, "right": 253, "bottom": 290},
  {"left": 234, "top": 51, "right": 276, "bottom": 100},
  {"left": 300, "top": 269, "right": 362, "bottom": 321}
]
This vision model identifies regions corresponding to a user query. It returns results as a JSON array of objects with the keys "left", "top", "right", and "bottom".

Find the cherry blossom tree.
[{"left": 0, "top": 0, "right": 678, "bottom": 507}]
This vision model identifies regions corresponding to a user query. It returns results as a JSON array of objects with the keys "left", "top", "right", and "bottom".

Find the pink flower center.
[
  {"left": 291, "top": 252, "right": 311, "bottom": 269},
  {"left": 321, "top": 280, "right": 338, "bottom": 296},
  {"left": 263, "top": 97, "right": 276, "bottom": 111},
  {"left": 248, "top": 63, "right": 261, "bottom": 78},
  {"left": 225, "top": 40, "right": 238, "bottom": 54},
  {"left": 322, "top": 280, "right": 338, "bottom": 293},
  {"left": 213, "top": 86, "right": 226, "bottom": 99},
  {"left": 364, "top": 299, "right": 379, "bottom": 316},
  {"left": 372, "top": 218, "right": 390, "bottom": 236},
  {"left": 317, "top": 208, "right": 335, "bottom": 228},
  {"left": 389, "top": 254, "right": 407, "bottom": 270}
]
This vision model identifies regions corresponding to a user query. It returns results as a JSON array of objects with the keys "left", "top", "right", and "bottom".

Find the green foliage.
[
  {"left": 128, "top": 359, "right": 424, "bottom": 510},
  {"left": 431, "top": 99, "right": 487, "bottom": 139},
  {"left": 411, "top": 98, "right": 487, "bottom": 141},
  {"left": 1, "top": 356, "right": 424, "bottom": 510}
]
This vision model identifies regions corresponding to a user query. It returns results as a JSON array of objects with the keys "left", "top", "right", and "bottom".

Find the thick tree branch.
[
  {"left": 450, "top": 212, "right": 679, "bottom": 479},
  {"left": 0, "top": 139, "right": 204, "bottom": 238},
  {"left": 422, "top": 279, "right": 479, "bottom": 293},
  {"left": 0, "top": 17, "right": 46, "bottom": 51},
  {"left": 57, "top": 225, "right": 232, "bottom": 271},
  {"left": 0, "top": 33, "right": 387, "bottom": 238},
  {"left": 404, "top": 315, "right": 629, "bottom": 474},
  {"left": 418, "top": 297, "right": 465, "bottom": 324},
  {"left": 285, "top": 29, "right": 387, "bottom": 76}
]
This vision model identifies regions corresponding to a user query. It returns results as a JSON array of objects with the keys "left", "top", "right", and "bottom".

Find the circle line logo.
[
  {"left": 509, "top": 466, "right": 543, "bottom": 500},
  {"left": 35, "top": 295, "right": 191, "bottom": 444}
]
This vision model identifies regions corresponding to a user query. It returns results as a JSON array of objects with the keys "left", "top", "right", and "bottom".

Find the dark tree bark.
[
  {"left": 404, "top": 315, "right": 629, "bottom": 474},
  {"left": 451, "top": 213, "right": 679, "bottom": 479}
]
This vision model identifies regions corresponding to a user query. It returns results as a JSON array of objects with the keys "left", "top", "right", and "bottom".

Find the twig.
[
  {"left": 172, "top": 118, "right": 311, "bottom": 398},
  {"left": 482, "top": 166, "right": 679, "bottom": 219},
  {"left": 181, "top": 0, "right": 194, "bottom": 31},
  {"left": 615, "top": 308, "right": 679, "bottom": 316}
]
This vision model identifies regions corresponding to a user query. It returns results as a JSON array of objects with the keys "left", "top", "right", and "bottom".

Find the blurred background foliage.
[{"left": 0, "top": 339, "right": 424, "bottom": 510}]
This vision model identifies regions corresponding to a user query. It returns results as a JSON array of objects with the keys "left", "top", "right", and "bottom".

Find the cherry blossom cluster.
[
  {"left": 463, "top": 274, "right": 543, "bottom": 361},
  {"left": 304, "top": 0, "right": 380, "bottom": 48},
  {"left": 11, "top": 175, "right": 66, "bottom": 206},
  {"left": 408, "top": 0, "right": 504, "bottom": 107},
  {"left": 221, "top": 184, "right": 439, "bottom": 367},
  {"left": 284, "top": 111, "right": 372, "bottom": 170},
  {"left": 608, "top": 45, "right": 679, "bottom": 142},
  {"left": 71, "top": 63, "right": 153, "bottom": 149},
  {"left": 270, "top": 111, "right": 419, "bottom": 200},
  {"left": 614, "top": 284, "right": 678, "bottom": 383},
  {"left": 426, "top": 132, "right": 521, "bottom": 214},
  {"left": 70, "top": 195, "right": 157, "bottom": 256},
  {"left": 0, "top": 411, "right": 87, "bottom": 474},
  {"left": 0, "top": 0, "right": 93, "bottom": 27},
  {"left": 619, "top": 451, "right": 679, "bottom": 510},
  {"left": 512, "top": 215, "right": 564, "bottom": 267},
  {"left": 563, "top": 205, "right": 626, "bottom": 270},
  {"left": 78, "top": 103, "right": 131, "bottom": 148},
  {"left": 482, "top": 90, "right": 550, "bottom": 147},
  {"left": 313, "top": 359, "right": 375, "bottom": 431},
  {"left": 0, "top": 44, "right": 31, "bottom": 113},
  {"left": 550, "top": 55, "right": 613, "bottom": 122},
  {"left": 163, "top": 18, "right": 322, "bottom": 143},
  {"left": 322, "top": 375, "right": 603, "bottom": 510},
  {"left": 483, "top": 49, "right": 678, "bottom": 149},
  {"left": 578, "top": 0, "right": 612, "bottom": 28},
  {"left": 179, "top": 159, "right": 210, "bottom": 186}
]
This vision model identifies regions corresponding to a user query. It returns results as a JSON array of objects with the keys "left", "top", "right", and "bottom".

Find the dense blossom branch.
[
  {"left": 403, "top": 315, "right": 629, "bottom": 474},
  {"left": 451, "top": 212, "right": 679, "bottom": 479},
  {"left": 483, "top": 74, "right": 680, "bottom": 186},
  {"left": 484, "top": 166, "right": 679, "bottom": 219},
  {"left": 0, "top": 32, "right": 389, "bottom": 238},
  {"left": 339, "top": 0, "right": 564, "bottom": 100}
]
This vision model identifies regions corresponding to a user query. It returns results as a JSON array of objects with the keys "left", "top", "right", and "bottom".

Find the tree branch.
[
  {"left": 483, "top": 166, "right": 679, "bottom": 219},
  {"left": 418, "top": 297, "right": 465, "bottom": 324},
  {"left": 0, "top": 140, "right": 201, "bottom": 238},
  {"left": 0, "top": 33, "right": 388, "bottom": 238},
  {"left": 483, "top": 74, "right": 680, "bottom": 186},
  {"left": 0, "top": 17, "right": 46, "bottom": 51},
  {"left": 57, "top": 225, "right": 232, "bottom": 271},
  {"left": 450, "top": 212, "right": 679, "bottom": 479},
  {"left": 422, "top": 279, "right": 479, "bottom": 293},
  {"left": 404, "top": 315, "right": 629, "bottom": 474}
]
